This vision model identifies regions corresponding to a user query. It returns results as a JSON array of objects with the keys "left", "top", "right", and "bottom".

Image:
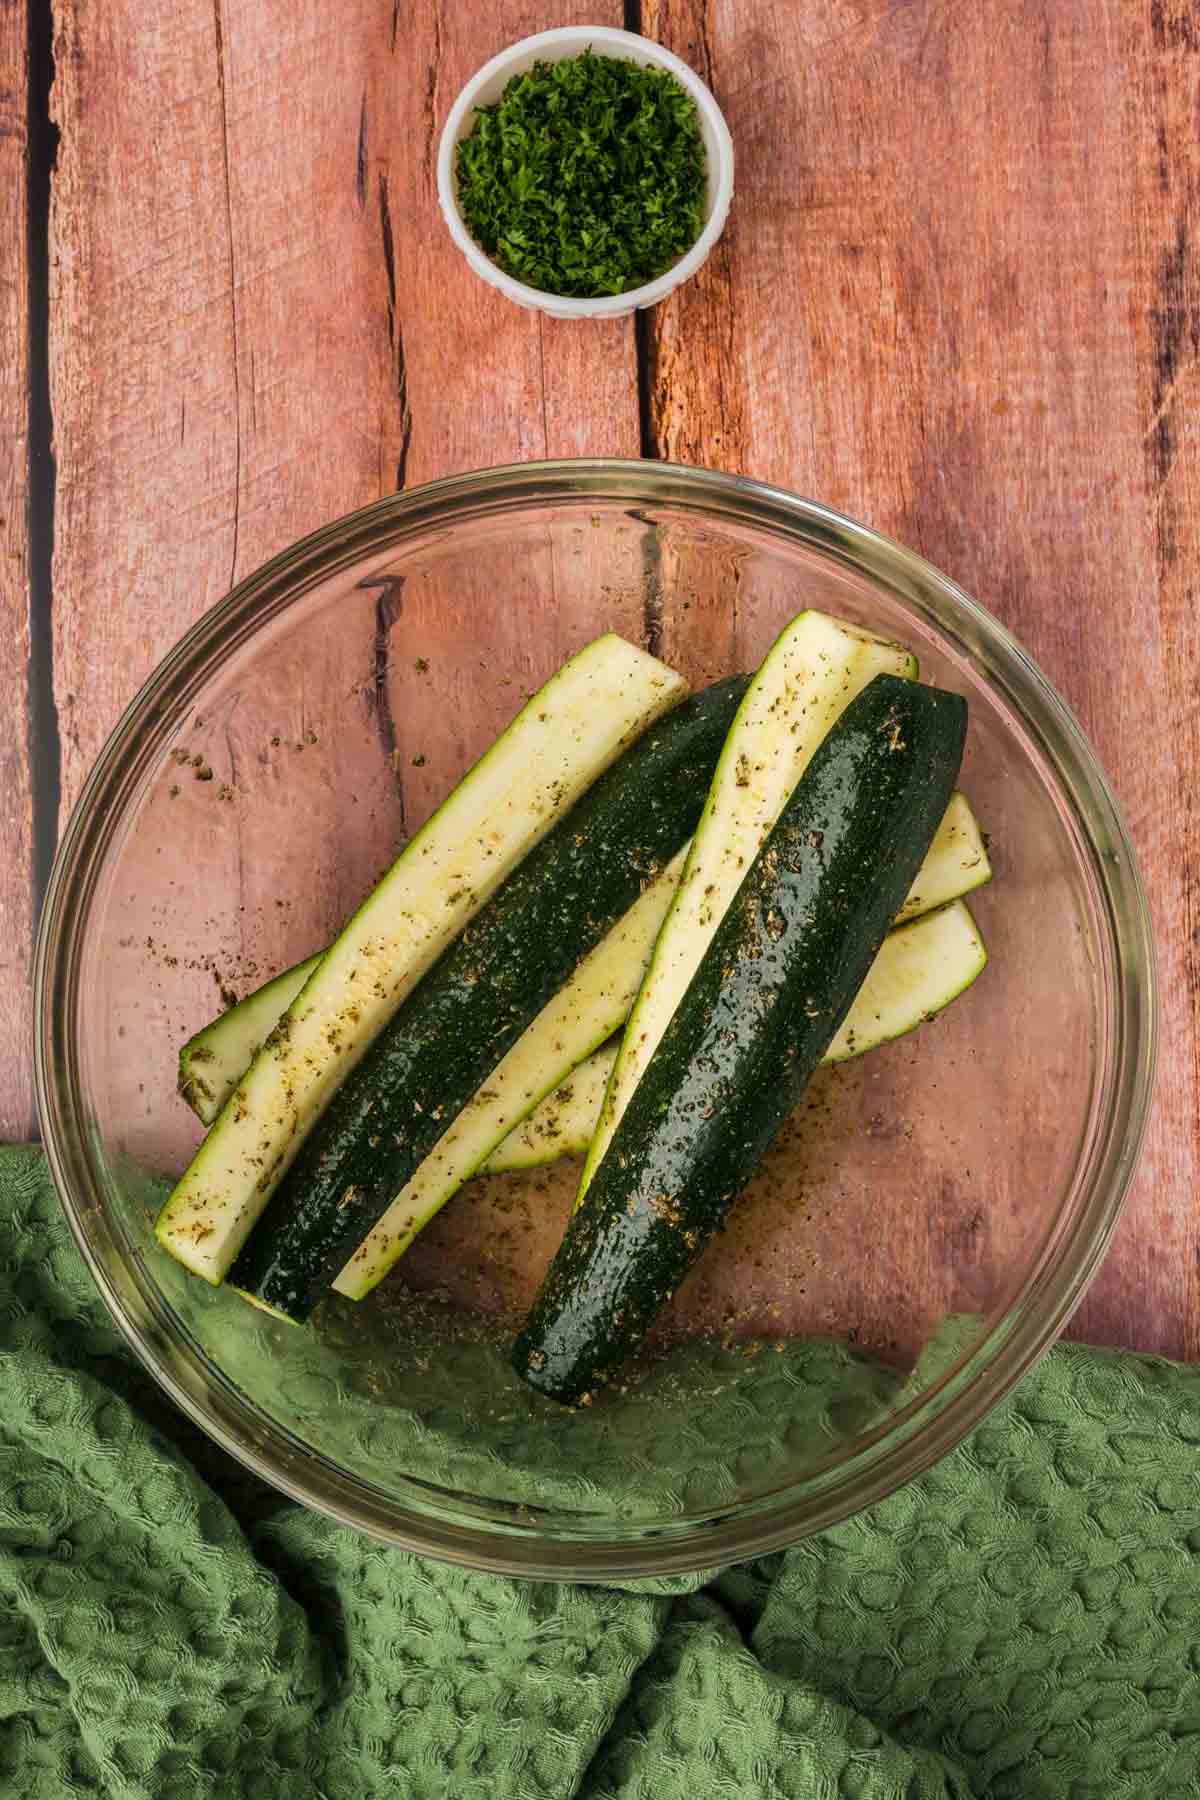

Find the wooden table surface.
[{"left": 2, "top": 1, "right": 1197, "bottom": 1354}]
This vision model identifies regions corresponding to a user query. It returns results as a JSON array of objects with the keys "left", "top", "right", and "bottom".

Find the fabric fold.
[{"left": 4, "top": 1146, "right": 1199, "bottom": 1799}]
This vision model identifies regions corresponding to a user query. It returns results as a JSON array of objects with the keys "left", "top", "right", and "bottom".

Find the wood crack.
[
  {"left": 635, "top": 307, "right": 659, "bottom": 460},
  {"left": 696, "top": 0, "right": 717, "bottom": 87},
  {"left": 377, "top": 171, "right": 412, "bottom": 489},
  {"left": 224, "top": 722, "right": 246, "bottom": 924},
  {"left": 212, "top": 0, "right": 241, "bottom": 590},
  {"left": 537, "top": 313, "right": 550, "bottom": 455},
  {"left": 422, "top": 7, "right": 442, "bottom": 180},
  {"left": 1143, "top": 352, "right": 1199, "bottom": 451},
  {"left": 629, "top": 508, "right": 663, "bottom": 655},
  {"left": 27, "top": 0, "right": 61, "bottom": 912},
  {"left": 1146, "top": 214, "right": 1198, "bottom": 571},
  {"left": 356, "top": 91, "right": 368, "bottom": 208},
  {"left": 395, "top": 329, "right": 413, "bottom": 491},
  {"left": 358, "top": 577, "right": 407, "bottom": 832},
  {"left": 1148, "top": 219, "right": 1197, "bottom": 485}
]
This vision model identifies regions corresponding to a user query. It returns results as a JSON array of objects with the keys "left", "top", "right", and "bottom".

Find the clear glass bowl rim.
[{"left": 34, "top": 458, "right": 1158, "bottom": 1581}]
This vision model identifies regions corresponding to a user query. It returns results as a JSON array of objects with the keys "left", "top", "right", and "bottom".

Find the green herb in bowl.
[{"left": 455, "top": 49, "right": 707, "bottom": 300}]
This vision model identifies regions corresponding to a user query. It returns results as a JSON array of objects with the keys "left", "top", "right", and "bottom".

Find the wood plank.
[
  {"left": 370, "top": 3, "right": 642, "bottom": 489},
  {"left": 1083, "top": 0, "right": 1200, "bottom": 1359},
  {"left": 49, "top": 0, "right": 638, "bottom": 821},
  {"left": 47, "top": 0, "right": 1196, "bottom": 1367},
  {"left": 0, "top": 0, "right": 34, "bottom": 1141},
  {"left": 48, "top": 2, "right": 639, "bottom": 1167},
  {"left": 643, "top": 0, "right": 1200, "bottom": 1358}
]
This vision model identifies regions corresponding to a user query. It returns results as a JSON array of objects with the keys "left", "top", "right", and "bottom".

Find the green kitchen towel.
[{"left": 4, "top": 1144, "right": 1200, "bottom": 1800}]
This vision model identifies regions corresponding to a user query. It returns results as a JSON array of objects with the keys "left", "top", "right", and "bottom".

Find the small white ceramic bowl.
[{"left": 436, "top": 26, "right": 734, "bottom": 320}]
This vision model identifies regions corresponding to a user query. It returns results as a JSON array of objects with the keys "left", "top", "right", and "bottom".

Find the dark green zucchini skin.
[
  {"left": 229, "top": 675, "right": 750, "bottom": 1320},
  {"left": 513, "top": 674, "right": 966, "bottom": 1405}
]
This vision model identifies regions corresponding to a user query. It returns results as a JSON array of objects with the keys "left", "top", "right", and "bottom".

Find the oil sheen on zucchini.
[
  {"left": 576, "top": 608, "right": 917, "bottom": 1207},
  {"left": 155, "top": 633, "right": 688, "bottom": 1284},
  {"left": 228, "top": 677, "right": 751, "bottom": 1319},
  {"left": 336, "top": 851, "right": 988, "bottom": 1298},
  {"left": 477, "top": 897, "right": 987, "bottom": 1171},
  {"left": 513, "top": 674, "right": 967, "bottom": 1405},
  {"left": 178, "top": 955, "right": 321, "bottom": 1126}
]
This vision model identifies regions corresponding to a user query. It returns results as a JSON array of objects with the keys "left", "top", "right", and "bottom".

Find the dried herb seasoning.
[{"left": 455, "top": 49, "right": 707, "bottom": 299}]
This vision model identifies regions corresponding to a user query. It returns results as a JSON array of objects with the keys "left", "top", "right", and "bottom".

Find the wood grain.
[
  {"left": 0, "top": 0, "right": 34, "bottom": 1141},
  {"left": 1100, "top": 0, "right": 1200, "bottom": 1360},
  {"left": 46, "top": 0, "right": 638, "bottom": 1149},
  {"left": 23, "top": 0, "right": 1200, "bottom": 1363},
  {"left": 644, "top": 0, "right": 1200, "bottom": 1357},
  {"left": 48, "top": 0, "right": 637, "bottom": 820}
]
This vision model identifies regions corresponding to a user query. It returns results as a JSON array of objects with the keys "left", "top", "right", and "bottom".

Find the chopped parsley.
[{"left": 455, "top": 50, "right": 707, "bottom": 299}]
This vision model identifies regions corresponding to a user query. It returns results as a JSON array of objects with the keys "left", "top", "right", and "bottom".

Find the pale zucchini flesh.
[
  {"left": 577, "top": 610, "right": 917, "bottom": 1204},
  {"left": 480, "top": 1046, "right": 619, "bottom": 1171},
  {"left": 331, "top": 852, "right": 686, "bottom": 1300},
  {"left": 825, "top": 898, "right": 987, "bottom": 1059},
  {"left": 178, "top": 955, "right": 321, "bottom": 1127},
  {"left": 156, "top": 635, "right": 688, "bottom": 1283},
  {"left": 894, "top": 791, "right": 990, "bottom": 923}
]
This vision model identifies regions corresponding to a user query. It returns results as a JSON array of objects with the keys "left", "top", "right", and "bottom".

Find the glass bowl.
[{"left": 35, "top": 461, "right": 1156, "bottom": 1580}]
